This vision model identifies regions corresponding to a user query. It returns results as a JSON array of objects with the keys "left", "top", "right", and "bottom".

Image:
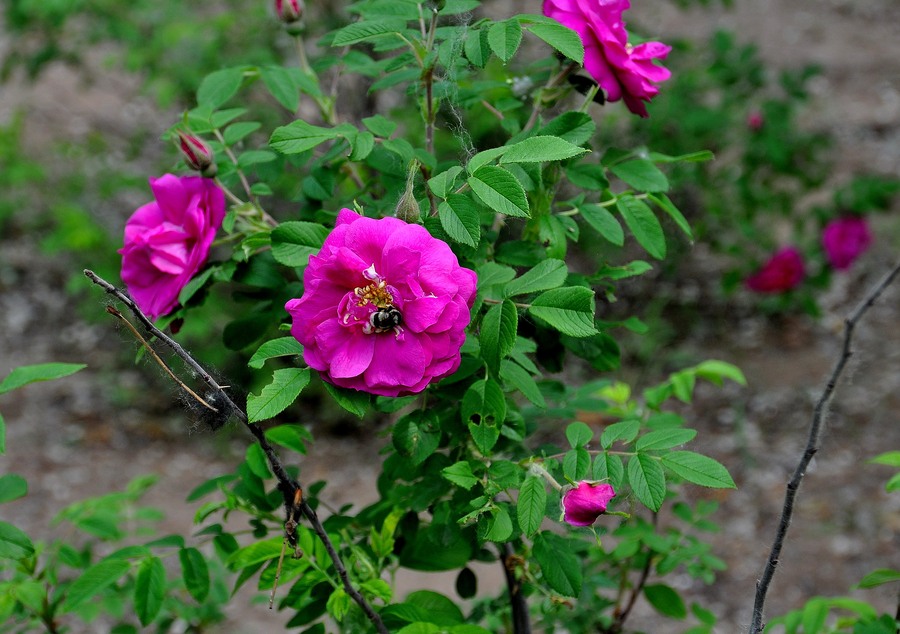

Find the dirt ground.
[{"left": 1, "top": 1, "right": 899, "bottom": 632}]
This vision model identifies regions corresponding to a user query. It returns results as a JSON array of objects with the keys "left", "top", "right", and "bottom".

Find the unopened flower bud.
[
  {"left": 747, "top": 111, "right": 764, "bottom": 131},
  {"left": 276, "top": 0, "right": 303, "bottom": 23},
  {"left": 177, "top": 131, "right": 217, "bottom": 178},
  {"left": 395, "top": 160, "right": 421, "bottom": 223},
  {"left": 561, "top": 481, "right": 616, "bottom": 527}
]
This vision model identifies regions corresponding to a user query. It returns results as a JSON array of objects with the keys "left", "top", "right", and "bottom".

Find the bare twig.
[
  {"left": 84, "top": 270, "right": 388, "bottom": 634},
  {"left": 500, "top": 543, "right": 531, "bottom": 634},
  {"left": 749, "top": 260, "right": 900, "bottom": 634}
]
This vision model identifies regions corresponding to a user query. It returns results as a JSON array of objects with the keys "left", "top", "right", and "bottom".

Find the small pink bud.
[
  {"left": 747, "top": 111, "right": 764, "bottom": 131},
  {"left": 275, "top": 0, "right": 303, "bottom": 23},
  {"left": 561, "top": 481, "right": 616, "bottom": 527},
  {"left": 822, "top": 216, "right": 872, "bottom": 270},
  {"left": 177, "top": 131, "right": 217, "bottom": 178}
]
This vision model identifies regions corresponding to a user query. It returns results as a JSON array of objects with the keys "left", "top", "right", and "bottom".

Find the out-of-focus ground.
[{"left": 1, "top": 0, "right": 899, "bottom": 632}]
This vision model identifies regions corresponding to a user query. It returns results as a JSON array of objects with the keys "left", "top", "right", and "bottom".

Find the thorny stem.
[
  {"left": 500, "top": 542, "right": 532, "bottom": 634},
  {"left": 213, "top": 130, "right": 257, "bottom": 205},
  {"left": 422, "top": 8, "right": 439, "bottom": 163},
  {"left": 748, "top": 259, "right": 900, "bottom": 634},
  {"left": 83, "top": 270, "right": 389, "bottom": 634}
]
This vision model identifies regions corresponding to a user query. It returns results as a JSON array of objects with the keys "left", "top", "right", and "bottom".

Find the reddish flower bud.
[
  {"left": 177, "top": 131, "right": 217, "bottom": 178},
  {"left": 561, "top": 481, "right": 616, "bottom": 527},
  {"left": 822, "top": 216, "right": 872, "bottom": 270},
  {"left": 747, "top": 111, "right": 764, "bottom": 131},
  {"left": 745, "top": 247, "right": 805, "bottom": 294},
  {"left": 276, "top": 0, "right": 303, "bottom": 23}
]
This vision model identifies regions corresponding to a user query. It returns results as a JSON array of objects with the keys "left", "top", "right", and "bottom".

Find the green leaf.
[
  {"left": 499, "top": 361, "right": 545, "bottom": 408},
  {"left": 591, "top": 452, "right": 624, "bottom": 489},
  {"left": 693, "top": 360, "right": 747, "bottom": 386},
  {"left": 500, "top": 136, "right": 589, "bottom": 164},
  {"left": 0, "top": 474, "right": 27, "bottom": 504},
  {"left": 480, "top": 300, "right": 518, "bottom": 377},
  {"left": 223, "top": 121, "right": 261, "bottom": 146},
  {"left": 248, "top": 337, "right": 304, "bottom": 369},
  {"left": 322, "top": 382, "right": 370, "bottom": 418},
  {"left": 643, "top": 584, "right": 687, "bottom": 619},
  {"left": 349, "top": 131, "right": 375, "bottom": 161},
  {"left": 533, "top": 532, "right": 581, "bottom": 597},
  {"left": 406, "top": 590, "right": 465, "bottom": 626},
  {"left": 565, "top": 421, "right": 593, "bottom": 448},
  {"left": 635, "top": 429, "right": 697, "bottom": 452},
  {"left": 469, "top": 166, "right": 530, "bottom": 218},
  {"left": 441, "top": 462, "right": 479, "bottom": 490},
  {"left": 504, "top": 259, "right": 567, "bottom": 298},
  {"left": 362, "top": 115, "right": 397, "bottom": 138},
  {"left": 0, "top": 413, "right": 5, "bottom": 455},
  {"left": 438, "top": 195, "right": 481, "bottom": 247},
  {"left": 464, "top": 28, "right": 491, "bottom": 68},
  {"left": 627, "top": 454, "right": 667, "bottom": 512},
  {"left": 517, "top": 476, "right": 547, "bottom": 537},
  {"left": 661, "top": 451, "right": 736, "bottom": 489},
  {"left": 468, "top": 422, "right": 501, "bottom": 456},
  {"left": 467, "top": 147, "right": 508, "bottom": 174},
  {"left": 179, "top": 547, "right": 210, "bottom": 602},
  {"left": 566, "top": 163, "right": 609, "bottom": 190},
  {"left": 538, "top": 112, "right": 595, "bottom": 145},
  {"left": 600, "top": 419, "right": 640, "bottom": 448},
  {"left": 226, "top": 537, "right": 283, "bottom": 571},
  {"left": 649, "top": 193, "right": 692, "bottom": 240},
  {"left": 563, "top": 447, "right": 591, "bottom": 480},
  {"left": 332, "top": 19, "right": 407, "bottom": 46},
  {"left": 63, "top": 559, "right": 131, "bottom": 611},
  {"left": 480, "top": 506, "right": 513, "bottom": 542},
  {"left": 609, "top": 159, "right": 669, "bottom": 193},
  {"left": 270, "top": 221, "right": 329, "bottom": 267},
  {"left": 247, "top": 368, "right": 311, "bottom": 423},
  {"left": 393, "top": 412, "right": 441, "bottom": 466},
  {"left": 197, "top": 67, "right": 244, "bottom": 109},
  {"left": 487, "top": 19, "right": 522, "bottom": 62},
  {"left": 134, "top": 556, "right": 166, "bottom": 626},
  {"left": 580, "top": 204, "right": 624, "bottom": 246},
  {"left": 260, "top": 66, "right": 299, "bottom": 112},
  {"left": 0, "top": 363, "right": 86, "bottom": 395},
  {"left": 524, "top": 22, "right": 584, "bottom": 64},
  {"left": 528, "top": 287, "right": 597, "bottom": 337},
  {"left": 857, "top": 568, "right": 900, "bottom": 589},
  {"left": 0, "top": 521, "right": 34, "bottom": 559},
  {"left": 264, "top": 424, "right": 312, "bottom": 455},
  {"left": 269, "top": 120, "right": 340, "bottom": 155},
  {"left": 617, "top": 196, "right": 666, "bottom": 260},
  {"left": 428, "top": 166, "right": 463, "bottom": 198}
]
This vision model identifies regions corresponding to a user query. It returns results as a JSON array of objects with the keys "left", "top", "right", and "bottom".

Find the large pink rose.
[
  {"left": 822, "top": 216, "right": 872, "bottom": 271},
  {"left": 745, "top": 247, "right": 805, "bottom": 294},
  {"left": 543, "top": 0, "right": 671, "bottom": 117},
  {"left": 119, "top": 174, "right": 226, "bottom": 320},
  {"left": 562, "top": 481, "right": 616, "bottom": 526},
  {"left": 285, "top": 209, "right": 477, "bottom": 397}
]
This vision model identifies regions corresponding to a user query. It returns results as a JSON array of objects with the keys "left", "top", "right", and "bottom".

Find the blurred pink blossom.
[
  {"left": 543, "top": 0, "right": 671, "bottom": 117},
  {"left": 747, "top": 111, "right": 764, "bottom": 131},
  {"left": 562, "top": 481, "right": 616, "bottom": 526},
  {"left": 745, "top": 247, "right": 805, "bottom": 293},
  {"left": 285, "top": 209, "right": 477, "bottom": 397},
  {"left": 822, "top": 216, "right": 872, "bottom": 270},
  {"left": 119, "top": 175, "right": 226, "bottom": 320}
]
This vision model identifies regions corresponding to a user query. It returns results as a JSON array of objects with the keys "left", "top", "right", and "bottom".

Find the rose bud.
[
  {"left": 176, "top": 131, "right": 217, "bottom": 178},
  {"left": 276, "top": 0, "right": 303, "bottom": 23},
  {"left": 561, "top": 481, "right": 616, "bottom": 527},
  {"left": 822, "top": 216, "right": 872, "bottom": 270}
]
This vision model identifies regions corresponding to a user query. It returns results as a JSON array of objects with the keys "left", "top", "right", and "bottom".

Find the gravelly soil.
[{"left": 1, "top": 1, "right": 899, "bottom": 632}]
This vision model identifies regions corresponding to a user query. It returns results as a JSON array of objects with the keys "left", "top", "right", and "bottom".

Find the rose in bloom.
[
  {"left": 119, "top": 174, "right": 226, "bottom": 320},
  {"left": 543, "top": 0, "right": 671, "bottom": 117},
  {"left": 562, "top": 481, "right": 616, "bottom": 526},
  {"left": 285, "top": 209, "right": 477, "bottom": 397},
  {"left": 822, "top": 216, "right": 872, "bottom": 270},
  {"left": 745, "top": 247, "right": 806, "bottom": 293}
]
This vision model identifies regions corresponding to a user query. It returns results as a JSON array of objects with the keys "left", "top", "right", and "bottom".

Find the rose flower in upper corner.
[
  {"left": 562, "top": 481, "right": 617, "bottom": 526},
  {"left": 119, "top": 174, "right": 226, "bottom": 320},
  {"left": 543, "top": 0, "right": 672, "bottom": 117},
  {"left": 745, "top": 246, "right": 806, "bottom": 294},
  {"left": 285, "top": 209, "right": 477, "bottom": 398},
  {"left": 822, "top": 216, "right": 872, "bottom": 271}
]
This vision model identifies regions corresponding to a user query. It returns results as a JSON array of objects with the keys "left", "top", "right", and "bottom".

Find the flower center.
[{"left": 337, "top": 265, "right": 404, "bottom": 336}]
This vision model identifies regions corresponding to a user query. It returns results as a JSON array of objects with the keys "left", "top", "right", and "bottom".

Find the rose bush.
[
  {"left": 119, "top": 174, "right": 226, "bottom": 320},
  {"left": 285, "top": 209, "right": 477, "bottom": 397},
  {"left": 543, "top": 0, "right": 671, "bottom": 117}
]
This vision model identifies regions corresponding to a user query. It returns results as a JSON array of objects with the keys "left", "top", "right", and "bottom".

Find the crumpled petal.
[{"left": 562, "top": 481, "right": 617, "bottom": 526}]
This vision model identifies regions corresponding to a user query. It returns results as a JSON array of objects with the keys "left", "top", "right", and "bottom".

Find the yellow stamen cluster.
[{"left": 354, "top": 280, "right": 394, "bottom": 308}]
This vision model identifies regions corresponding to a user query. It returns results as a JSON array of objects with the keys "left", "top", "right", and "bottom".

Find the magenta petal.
[
  {"left": 562, "top": 482, "right": 616, "bottom": 527},
  {"left": 329, "top": 333, "right": 375, "bottom": 378}
]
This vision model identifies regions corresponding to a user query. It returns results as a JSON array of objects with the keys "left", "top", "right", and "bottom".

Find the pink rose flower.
[
  {"left": 119, "top": 174, "right": 226, "bottom": 320},
  {"left": 543, "top": 0, "right": 671, "bottom": 117},
  {"left": 747, "top": 111, "right": 764, "bottom": 131},
  {"left": 745, "top": 247, "right": 805, "bottom": 294},
  {"left": 562, "top": 481, "right": 616, "bottom": 526},
  {"left": 285, "top": 209, "right": 477, "bottom": 397},
  {"left": 822, "top": 216, "right": 872, "bottom": 271}
]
